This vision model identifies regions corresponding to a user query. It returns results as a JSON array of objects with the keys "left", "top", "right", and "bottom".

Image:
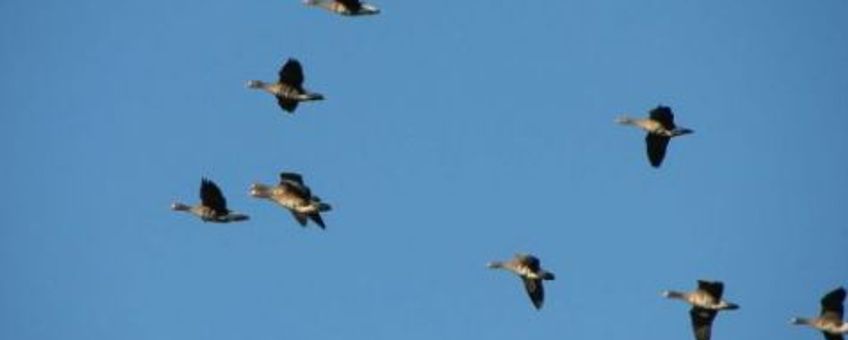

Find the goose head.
[
  {"left": 246, "top": 80, "right": 265, "bottom": 89},
  {"left": 171, "top": 202, "right": 191, "bottom": 211},
  {"left": 249, "top": 183, "right": 272, "bottom": 198}
]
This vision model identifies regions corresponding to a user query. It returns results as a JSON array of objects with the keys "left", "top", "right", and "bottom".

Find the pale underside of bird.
[
  {"left": 247, "top": 58, "right": 324, "bottom": 114},
  {"left": 487, "top": 253, "right": 555, "bottom": 310},
  {"left": 616, "top": 105, "right": 693, "bottom": 167},
  {"left": 303, "top": 0, "right": 380, "bottom": 16},
  {"left": 791, "top": 287, "right": 848, "bottom": 340},
  {"left": 249, "top": 172, "right": 331, "bottom": 229},
  {"left": 663, "top": 280, "right": 739, "bottom": 340},
  {"left": 171, "top": 178, "right": 249, "bottom": 223}
]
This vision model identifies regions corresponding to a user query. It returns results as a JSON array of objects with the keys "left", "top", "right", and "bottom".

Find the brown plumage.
[
  {"left": 791, "top": 287, "right": 848, "bottom": 340},
  {"left": 247, "top": 58, "right": 324, "bottom": 113},
  {"left": 171, "top": 178, "right": 249, "bottom": 223},
  {"left": 250, "top": 172, "right": 331, "bottom": 229},
  {"left": 663, "top": 280, "right": 739, "bottom": 340},
  {"left": 487, "top": 253, "right": 555, "bottom": 310}
]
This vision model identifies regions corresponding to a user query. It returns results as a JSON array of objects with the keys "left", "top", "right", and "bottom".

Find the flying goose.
[
  {"left": 249, "top": 172, "right": 331, "bottom": 229},
  {"left": 171, "top": 178, "right": 249, "bottom": 223},
  {"left": 487, "top": 253, "right": 555, "bottom": 309},
  {"left": 791, "top": 287, "right": 848, "bottom": 340},
  {"left": 303, "top": 0, "right": 380, "bottom": 16},
  {"left": 616, "top": 105, "right": 693, "bottom": 167},
  {"left": 247, "top": 58, "right": 324, "bottom": 113},
  {"left": 663, "top": 280, "right": 739, "bottom": 340}
]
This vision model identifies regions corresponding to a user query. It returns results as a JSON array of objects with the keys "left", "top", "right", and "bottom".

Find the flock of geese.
[{"left": 167, "top": 1, "right": 846, "bottom": 340}]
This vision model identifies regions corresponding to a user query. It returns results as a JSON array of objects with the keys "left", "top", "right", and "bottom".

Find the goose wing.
[
  {"left": 279, "top": 172, "right": 305, "bottom": 186},
  {"left": 308, "top": 213, "right": 326, "bottom": 229},
  {"left": 276, "top": 97, "right": 299, "bottom": 113},
  {"left": 521, "top": 277, "right": 545, "bottom": 309},
  {"left": 690, "top": 307, "right": 717, "bottom": 340},
  {"left": 337, "top": 0, "right": 363, "bottom": 12},
  {"left": 697, "top": 280, "right": 725, "bottom": 300},
  {"left": 200, "top": 178, "right": 229, "bottom": 214},
  {"left": 820, "top": 287, "right": 846, "bottom": 320},
  {"left": 649, "top": 105, "right": 676, "bottom": 130},
  {"left": 645, "top": 134, "right": 670, "bottom": 167},
  {"left": 278, "top": 58, "right": 305, "bottom": 89}
]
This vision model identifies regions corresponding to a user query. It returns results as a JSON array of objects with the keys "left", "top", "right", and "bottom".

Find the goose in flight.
[
  {"left": 487, "top": 253, "right": 555, "bottom": 309},
  {"left": 663, "top": 280, "right": 739, "bottom": 340},
  {"left": 304, "top": 0, "right": 380, "bottom": 16},
  {"left": 247, "top": 58, "right": 324, "bottom": 113},
  {"left": 616, "top": 105, "right": 693, "bottom": 167},
  {"left": 250, "top": 172, "right": 331, "bottom": 229},
  {"left": 791, "top": 287, "right": 848, "bottom": 340},
  {"left": 171, "top": 178, "right": 249, "bottom": 223}
]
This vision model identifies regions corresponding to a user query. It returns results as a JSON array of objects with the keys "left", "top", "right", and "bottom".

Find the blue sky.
[{"left": 1, "top": 0, "right": 847, "bottom": 339}]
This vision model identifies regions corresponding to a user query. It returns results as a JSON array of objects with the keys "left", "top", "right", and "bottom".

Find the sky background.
[{"left": 1, "top": 0, "right": 847, "bottom": 339}]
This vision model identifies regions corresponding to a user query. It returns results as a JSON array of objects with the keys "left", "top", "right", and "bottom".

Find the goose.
[
  {"left": 487, "top": 253, "right": 555, "bottom": 309},
  {"left": 791, "top": 287, "right": 848, "bottom": 340},
  {"left": 249, "top": 172, "right": 332, "bottom": 229},
  {"left": 171, "top": 178, "right": 249, "bottom": 223},
  {"left": 303, "top": 0, "right": 380, "bottom": 16},
  {"left": 663, "top": 280, "right": 739, "bottom": 340},
  {"left": 616, "top": 105, "right": 693, "bottom": 167},
  {"left": 247, "top": 58, "right": 324, "bottom": 113}
]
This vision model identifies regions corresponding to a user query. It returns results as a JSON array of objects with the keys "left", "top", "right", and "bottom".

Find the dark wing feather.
[
  {"left": 308, "top": 213, "right": 326, "bottom": 229},
  {"left": 649, "top": 105, "right": 676, "bottom": 130},
  {"left": 821, "top": 287, "right": 846, "bottom": 319},
  {"left": 290, "top": 211, "right": 308, "bottom": 227},
  {"left": 200, "top": 178, "right": 229, "bottom": 214},
  {"left": 279, "top": 172, "right": 305, "bottom": 185},
  {"left": 522, "top": 278, "right": 545, "bottom": 309},
  {"left": 337, "top": 0, "right": 363, "bottom": 12},
  {"left": 278, "top": 59, "right": 305, "bottom": 88},
  {"left": 690, "top": 307, "right": 717, "bottom": 340},
  {"left": 276, "top": 96, "right": 299, "bottom": 113},
  {"left": 518, "top": 254, "right": 542, "bottom": 272},
  {"left": 823, "top": 333, "right": 844, "bottom": 340},
  {"left": 697, "top": 281, "right": 725, "bottom": 300},
  {"left": 645, "top": 134, "right": 670, "bottom": 167}
]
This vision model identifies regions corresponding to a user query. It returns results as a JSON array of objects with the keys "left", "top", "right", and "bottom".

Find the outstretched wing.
[
  {"left": 200, "top": 178, "right": 229, "bottom": 214},
  {"left": 820, "top": 287, "right": 846, "bottom": 320},
  {"left": 645, "top": 134, "right": 670, "bottom": 167},
  {"left": 697, "top": 280, "right": 725, "bottom": 300},
  {"left": 690, "top": 307, "right": 717, "bottom": 340},
  {"left": 290, "top": 211, "right": 308, "bottom": 227},
  {"left": 276, "top": 97, "right": 299, "bottom": 113},
  {"left": 649, "top": 105, "right": 676, "bottom": 130},
  {"left": 522, "top": 278, "right": 545, "bottom": 309},
  {"left": 279, "top": 172, "right": 305, "bottom": 186},
  {"left": 337, "top": 0, "right": 363, "bottom": 12},
  {"left": 308, "top": 213, "right": 326, "bottom": 229},
  {"left": 278, "top": 58, "right": 305, "bottom": 88}
]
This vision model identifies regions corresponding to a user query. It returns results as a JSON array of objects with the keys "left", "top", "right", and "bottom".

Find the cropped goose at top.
[
  {"left": 617, "top": 105, "right": 693, "bottom": 167},
  {"left": 487, "top": 253, "right": 555, "bottom": 310},
  {"left": 303, "top": 0, "right": 380, "bottom": 16},
  {"left": 171, "top": 178, "right": 249, "bottom": 223},
  {"left": 247, "top": 58, "right": 324, "bottom": 114},
  {"left": 250, "top": 172, "right": 332, "bottom": 229}
]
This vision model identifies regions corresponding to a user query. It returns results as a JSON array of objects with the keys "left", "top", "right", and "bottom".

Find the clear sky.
[{"left": 1, "top": 1, "right": 847, "bottom": 339}]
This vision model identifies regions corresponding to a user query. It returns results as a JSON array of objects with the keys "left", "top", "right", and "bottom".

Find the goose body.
[
  {"left": 617, "top": 105, "right": 693, "bottom": 167},
  {"left": 171, "top": 178, "right": 249, "bottom": 223},
  {"left": 663, "top": 280, "right": 739, "bottom": 340},
  {"left": 304, "top": 0, "right": 380, "bottom": 16},
  {"left": 791, "top": 287, "right": 848, "bottom": 340},
  {"left": 247, "top": 58, "right": 324, "bottom": 113},
  {"left": 250, "top": 172, "right": 331, "bottom": 229},
  {"left": 487, "top": 253, "right": 555, "bottom": 309}
]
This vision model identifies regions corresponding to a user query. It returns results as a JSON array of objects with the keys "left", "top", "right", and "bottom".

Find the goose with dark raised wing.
[
  {"left": 303, "top": 0, "right": 380, "bottom": 16},
  {"left": 171, "top": 178, "right": 249, "bottom": 223},
  {"left": 791, "top": 287, "right": 848, "bottom": 340},
  {"left": 249, "top": 172, "right": 331, "bottom": 229},
  {"left": 247, "top": 58, "right": 324, "bottom": 114},
  {"left": 616, "top": 105, "right": 693, "bottom": 167},
  {"left": 663, "top": 280, "right": 739, "bottom": 340},
  {"left": 487, "top": 253, "right": 555, "bottom": 310}
]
